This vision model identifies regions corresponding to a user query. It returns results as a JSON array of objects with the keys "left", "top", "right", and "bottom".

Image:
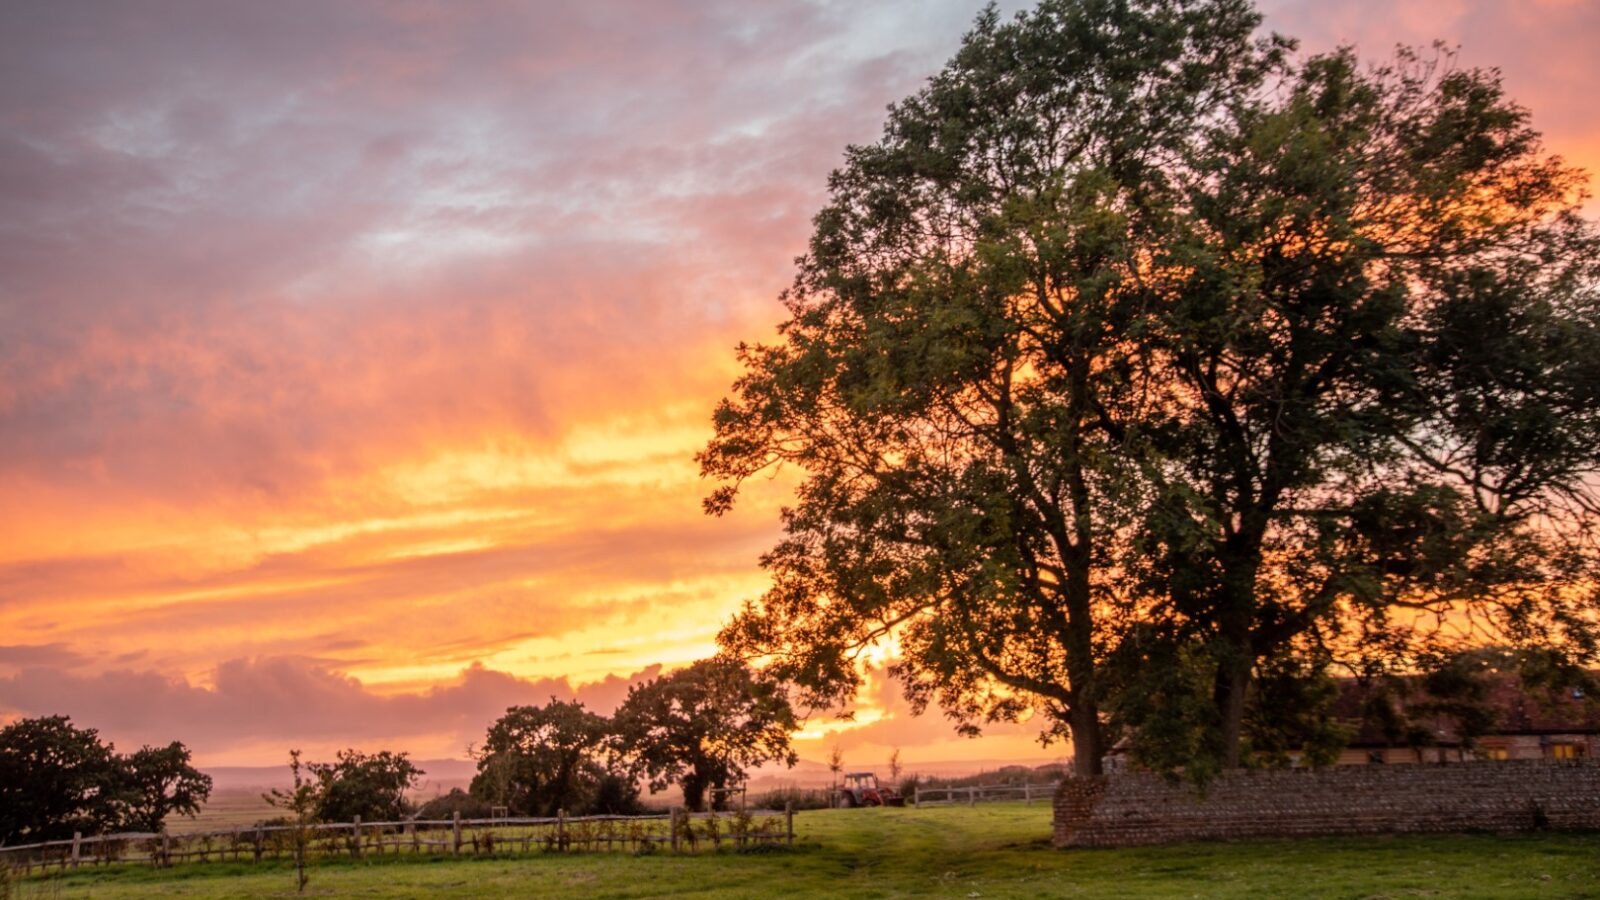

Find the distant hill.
[
  {"left": 204, "top": 758, "right": 479, "bottom": 792},
  {"left": 206, "top": 755, "right": 1061, "bottom": 792}
]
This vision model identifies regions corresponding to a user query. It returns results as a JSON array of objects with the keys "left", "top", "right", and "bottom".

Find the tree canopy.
[
  {"left": 701, "top": 0, "right": 1600, "bottom": 777},
  {"left": 302, "top": 749, "right": 423, "bottom": 823},
  {"left": 613, "top": 658, "right": 798, "bottom": 811},
  {"left": 117, "top": 741, "right": 215, "bottom": 834},
  {"left": 470, "top": 698, "right": 636, "bottom": 817},
  {"left": 0, "top": 716, "right": 211, "bottom": 844}
]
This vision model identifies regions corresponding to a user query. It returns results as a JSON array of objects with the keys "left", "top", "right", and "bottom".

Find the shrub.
[
  {"left": 415, "top": 789, "right": 492, "bottom": 821},
  {"left": 748, "top": 786, "right": 831, "bottom": 811}
]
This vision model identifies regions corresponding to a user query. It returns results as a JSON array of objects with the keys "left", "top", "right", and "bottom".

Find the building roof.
[{"left": 1336, "top": 673, "right": 1600, "bottom": 748}]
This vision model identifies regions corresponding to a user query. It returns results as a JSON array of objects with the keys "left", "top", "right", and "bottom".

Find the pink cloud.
[{"left": 0, "top": 656, "right": 661, "bottom": 763}]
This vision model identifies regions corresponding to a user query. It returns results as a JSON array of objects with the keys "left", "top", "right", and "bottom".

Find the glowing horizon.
[{"left": 2, "top": 0, "right": 1596, "bottom": 770}]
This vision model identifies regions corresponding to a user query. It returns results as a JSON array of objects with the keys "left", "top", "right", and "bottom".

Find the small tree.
[
  {"left": 264, "top": 751, "right": 318, "bottom": 893},
  {"left": 116, "top": 742, "right": 212, "bottom": 833},
  {"left": 888, "top": 748, "right": 903, "bottom": 785},
  {"left": 613, "top": 658, "right": 798, "bottom": 812},
  {"left": 305, "top": 749, "right": 422, "bottom": 823},
  {"left": 826, "top": 744, "right": 843, "bottom": 797}
]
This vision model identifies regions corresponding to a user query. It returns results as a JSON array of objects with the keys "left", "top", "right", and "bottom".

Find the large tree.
[
  {"left": 703, "top": 0, "right": 1599, "bottom": 777},
  {"left": 1117, "top": 46, "right": 1600, "bottom": 772},
  {"left": 0, "top": 716, "right": 121, "bottom": 844},
  {"left": 700, "top": 0, "right": 1282, "bottom": 777},
  {"left": 116, "top": 742, "right": 214, "bottom": 834},
  {"left": 613, "top": 658, "right": 798, "bottom": 811}
]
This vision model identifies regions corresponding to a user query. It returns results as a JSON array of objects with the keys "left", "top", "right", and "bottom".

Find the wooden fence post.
[
  {"left": 669, "top": 808, "right": 679, "bottom": 853},
  {"left": 968, "top": 786, "right": 976, "bottom": 807},
  {"left": 160, "top": 829, "right": 170, "bottom": 868},
  {"left": 70, "top": 831, "right": 81, "bottom": 869},
  {"left": 1024, "top": 783, "right": 1033, "bottom": 805},
  {"left": 253, "top": 826, "right": 263, "bottom": 863},
  {"left": 352, "top": 815, "right": 362, "bottom": 859},
  {"left": 557, "top": 809, "right": 567, "bottom": 852},
  {"left": 452, "top": 811, "right": 462, "bottom": 856},
  {"left": 785, "top": 802, "right": 794, "bottom": 847}
]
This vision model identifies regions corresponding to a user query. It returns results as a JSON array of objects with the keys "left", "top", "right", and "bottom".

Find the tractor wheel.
[{"left": 837, "top": 790, "right": 857, "bottom": 809}]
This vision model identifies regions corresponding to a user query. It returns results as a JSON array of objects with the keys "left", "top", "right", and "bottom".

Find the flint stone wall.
[{"left": 1053, "top": 759, "right": 1600, "bottom": 847}]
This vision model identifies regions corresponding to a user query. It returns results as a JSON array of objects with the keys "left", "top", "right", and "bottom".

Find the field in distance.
[{"left": 18, "top": 803, "right": 1599, "bottom": 899}]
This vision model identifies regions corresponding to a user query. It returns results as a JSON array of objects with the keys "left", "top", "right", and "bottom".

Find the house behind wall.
[{"left": 1334, "top": 674, "right": 1598, "bottom": 766}]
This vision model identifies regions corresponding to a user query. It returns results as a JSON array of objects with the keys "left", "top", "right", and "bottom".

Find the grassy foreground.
[{"left": 14, "top": 803, "right": 1599, "bottom": 899}]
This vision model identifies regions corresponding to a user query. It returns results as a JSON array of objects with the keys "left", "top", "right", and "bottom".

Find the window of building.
[
  {"left": 1476, "top": 747, "right": 1510, "bottom": 761},
  {"left": 1548, "top": 743, "right": 1581, "bottom": 760}
]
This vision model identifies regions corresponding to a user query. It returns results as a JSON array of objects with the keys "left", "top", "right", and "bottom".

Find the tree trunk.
[
  {"left": 1069, "top": 698, "right": 1104, "bottom": 777},
  {"left": 710, "top": 776, "right": 727, "bottom": 812},
  {"left": 682, "top": 775, "right": 707, "bottom": 813},
  {"left": 1061, "top": 358, "right": 1105, "bottom": 778},
  {"left": 1212, "top": 658, "right": 1250, "bottom": 769},
  {"left": 1063, "top": 547, "right": 1104, "bottom": 776},
  {"left": 1213, "top": 541, "right": 1261, "bottom": 768}
]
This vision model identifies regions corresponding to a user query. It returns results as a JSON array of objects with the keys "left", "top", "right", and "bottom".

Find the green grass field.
[{"left": 12, "top": 803, "right": 1599, "bottom": 899}]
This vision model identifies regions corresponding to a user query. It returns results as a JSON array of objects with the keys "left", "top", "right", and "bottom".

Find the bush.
[
  {"left": 415, "top": 789, "right": 492, "bottom": 821},
  {"left": 748, "top": 786, "right": 831, "bottom": 811},
  {"left": 592, "top": 774, "right": 645, "bottom": 815},
  {"left": 305, "top": 750, "right": 422, "bottom": 822}
]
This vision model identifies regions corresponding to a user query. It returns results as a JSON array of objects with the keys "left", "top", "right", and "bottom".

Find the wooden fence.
[
  {"left": 0, "top": 806, "right": 796, "bottom": 877},
  {"left": 913, "top": 782, "right": 1060, "bottom": 806}
]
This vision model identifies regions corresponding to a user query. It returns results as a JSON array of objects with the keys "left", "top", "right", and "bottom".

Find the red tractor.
[{"left": 835, "top": 772, "right": 906, "bottom": 807}]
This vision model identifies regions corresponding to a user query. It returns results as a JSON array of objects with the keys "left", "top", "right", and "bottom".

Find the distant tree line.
[
  {"left": 268, "top": 657, "right": 797, "bottom": 822},
  {"left": 2, "top": 658, "right": 796, "bottom": 844},
  {"left": 469, "top": 657, "right": 797, "bottom": 815},
  {"left": 0, "top": 716, "right": 212, "bottom": 845}
]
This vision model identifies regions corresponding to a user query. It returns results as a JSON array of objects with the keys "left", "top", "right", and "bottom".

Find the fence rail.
[
  {"left": 0, "top": 806, "right": 796, "bottom": 876},
  {"left": 913, "top": 782, "right": 1060, "bottom": 806}
]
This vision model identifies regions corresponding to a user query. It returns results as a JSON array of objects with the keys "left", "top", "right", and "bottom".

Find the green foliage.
[
  {"left": 1241, "top": 657, "right": 1351, "bottom": 770},
  {"left": 613, "top": 658, "right": 798, "bottom": 812},
  {"left": 116, "top": 743, "right": 212, "bottom": 834},
  {"left": 470, "top": 698, "right": 619, "bottom": 817},
  {"left": 1120, "top": 40, "right": 1600, "bottom": 772},
  {"left": 704, "top": 0, "right": 1600, "bottom": 778},
  {"left": 748, "top": 785, "right": 833, "bottom": 811},
  {"left": 702, "top": 0, "right": 1283, "bottom": 779},
  {"left": 414, "top": 788, "right": 492, "bottom": 821},
  {"left": 0, "top": 716, "right": 120, "bottom": 843},
  {"left": 303, "top": 750, "right": 422, "bottom": 823},
  {"left": 0, "top": 717, "right": 210, "bottom": 845},
  {"left": 263, "top": 751, "right": 319, "bottom": 893}
]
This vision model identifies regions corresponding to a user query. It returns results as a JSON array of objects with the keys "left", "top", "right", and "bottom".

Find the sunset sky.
[{"left": 2, "top": 0, "right": 1597, "bottom": 771}]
